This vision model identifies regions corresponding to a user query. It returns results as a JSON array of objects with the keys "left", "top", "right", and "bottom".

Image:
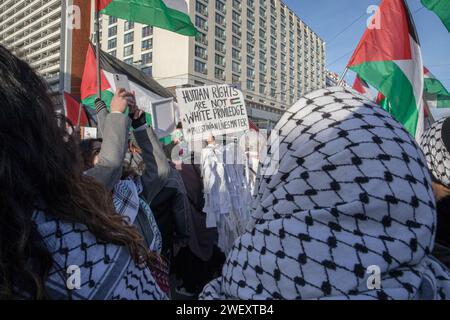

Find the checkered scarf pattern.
[
  {"left": 113, "top": 179, "right": 140, "bottom": 223},
  {"left": 200, "top": 87, "right": 450, "bottom": 300},
  {"left": 113, "top": 178, "right": 162, "bottom": 254},
  {"left": 420, "top": 117, "right": 450, "bottom": 188}
]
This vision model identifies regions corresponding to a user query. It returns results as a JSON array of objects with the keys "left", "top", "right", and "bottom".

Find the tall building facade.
[
  {"left": 0, "top": 0, "right": 62, "bottom": 90},
  {"left": 0, "top": 1, "right": 326, "bottom": 128},
  {"left": 98, "top": 0, "right": 326, "bottom": 128}
]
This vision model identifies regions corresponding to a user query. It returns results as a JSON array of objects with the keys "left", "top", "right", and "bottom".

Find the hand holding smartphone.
[
  {"left": 113, "top": 74, "right": 131, "bottom": 92},
  {"left": 113, "top": 74, "right": 135, "bottom": 106}
]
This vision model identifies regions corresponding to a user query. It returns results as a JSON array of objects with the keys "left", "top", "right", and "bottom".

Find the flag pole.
[
  {"left": 77, "top": 100, "right": 83, "bottom": 127},
  {"left": 338, "top": 67, "right": 349, "bottom": 86},
  {"left": 423, "top": 98, "right": 435, "bottom": 124},
  {"left": 95, "top": 1, "right": 101, "bottom": 99}
]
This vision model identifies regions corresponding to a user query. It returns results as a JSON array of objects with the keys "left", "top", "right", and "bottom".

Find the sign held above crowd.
[{"left": 176, "top": 84, "right": 250, "bottom": 141}]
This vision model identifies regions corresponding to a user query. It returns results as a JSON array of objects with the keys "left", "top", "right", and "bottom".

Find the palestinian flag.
[
  {"left": 376, "top": 92, "right": 391, "bottom": 112},
  {"left": 424, "top": 67, "right": 450, "bottom": 108},
  {"left": 96, "top": 0, "right": 197, "bottom": 36},
  {"left": 347, "top": 0, "right": 424, "bottom": 138},
  {"left": 64, "top": 91, "right": 89, "bottom": 127},
  {"left": 353, "top": 75, "right": 373, "bottom": 100},
  {"left": 80, "top": 43, "right": 175, "bottom": 127},
  {"left": 421, "top": 0, "right": 450, "bottom": 33}
]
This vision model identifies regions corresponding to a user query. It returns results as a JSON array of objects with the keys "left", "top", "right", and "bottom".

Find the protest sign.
[{"left": 176, "top": 84, "right": 249, "bottom": 141}]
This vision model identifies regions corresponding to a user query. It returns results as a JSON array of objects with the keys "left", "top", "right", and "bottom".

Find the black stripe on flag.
[{"left": 95, "top": 44, "right": 174, "bottom": 99}]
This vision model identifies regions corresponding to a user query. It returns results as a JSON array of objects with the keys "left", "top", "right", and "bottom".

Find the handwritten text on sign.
[{"left": 176, "top": 85, "right": 249, "bottom": 140}]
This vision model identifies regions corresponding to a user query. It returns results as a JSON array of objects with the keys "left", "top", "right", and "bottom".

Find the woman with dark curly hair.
[{"left": 0, "top": 45, "right": 167, "bottom": 299}]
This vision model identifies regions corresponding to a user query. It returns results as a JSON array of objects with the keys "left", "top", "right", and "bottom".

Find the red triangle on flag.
[
  {"left": 80, "top": 44, "right": 111, "bottom": 101},
  {"left": 376, "top": 92, "right": 385, "bottom": 105},
  {"left": 353, "top": 76, "right": 368, "bottom": 95},
  {"left": 64, "top": 92, "right": 88, "bottom": 127},
  {"left": 96, "top": 0, "right": 112, "bottom": 12},
  {"left": 347, "top": 0, "right": 413, "bottom": 67}
]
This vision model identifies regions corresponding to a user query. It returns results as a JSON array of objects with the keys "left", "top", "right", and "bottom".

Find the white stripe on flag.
[
  {"left": 163, "top": 0, "right": 189, "bottom": 14},
  {"left": 393, "top": 36, "right": 424, "bottom": 140}
]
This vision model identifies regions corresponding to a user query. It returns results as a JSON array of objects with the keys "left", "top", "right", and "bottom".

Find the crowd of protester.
[{"left": 1, "top": 44, "right": 450, "bottom": 300}]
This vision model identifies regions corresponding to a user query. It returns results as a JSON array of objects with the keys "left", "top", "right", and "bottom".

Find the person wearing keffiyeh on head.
[
  {"left": 200, "top": 86, "right": 450, "bottom": 300},
  {"left": 420, "top": 117, "right": 450, "bottom": 268}
]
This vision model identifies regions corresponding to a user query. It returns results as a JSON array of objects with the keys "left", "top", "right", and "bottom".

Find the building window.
[
  {"left": 232, "top": 61, "right": 240, "bottom": 73},
  {"left": 216, "top": 0, "right": 226, "bottom": 13},
  {"left": 123, "top": 45, "right": 133, "bottom": 57},
  {"left": 271, "top": 68, "right": 276, "bottom": 77},
  {"left": 247, "top": 67, "right": 255, "bottom": 79},
  {"left": 108, "top": 38, "right": 117, "bottom": 50},
  {"left": 247, "top": 55, "right": 255, "bottom": 66},
  {"left": 142, "top": 26, "right": 153, "bottom": 37},
  {"left": 109, "top": 16, "right": 117, "bottom": 25},
  {"left": 108, "top": 26, "right": 117, "bottom": 37},
  {"left": 195, "top": 45, "right": 207, "bottom": 60},
  {"left": 142, "top": 52, "right": 152, "bottom": 65},
  {"left": 124, "top": 21, "right": 134, "bottom": 31},
  {"left": 195, "top": 60, "right": 207, "bottom": 74},
  {"left": 232, "top": 10, "right": 240, "bottom": 23},
  {"left": 124, "top": 32, "right": 134, "bottom": 44},
  {"left": 232, "top": 36, "right": 241, "bottom": 47},
  {"left": 247, "top": 20, "right": 255, "bottom": 32},
  {"left": 215, "top": 67, "right": 225, "bottom": 80},
  {"left": 271, "top": 88, "right": 276, "bottom": 97},
  {"left": 260, "top": 62, "right": 266, "bottom": 71},
  {"left": 195, "top": 16, "right": 207, "bottom": 31},
  {"left": 196, "top": 31, "right": 208, "bottom": 46},
  {"left": 259, "top": 84, "right": 266, "bottom": 95},
  {"left": 196, "top": 1, "right": 208, "bottom": 15},
  {"left": 247, "top": 43, "right": 254, "bottom": 54},
  {"left": 232, "top": 48, "right": 240, "bottom": 60},
  {"left": 215, "top": 54, "right": 225, "bottom": 67},
  {"left": 142, "top": 39, "right": 153, "bottom": 50},
  {"left": 215, "top": 40, "right": 225, "bottom": 53},
  {"left": 232, "top": 23, "right": 241, "bottom": 35},
  {"left": 247, "top": 32, "right": 255, "bottom": 44},
  {"left": 247, "top": 80, "right": 255, "bottom": 91},
  {"left": 215, "top": 26, "right": 225, "bottom": 40},
  {"left": 215, "top": 13, "right": 225, "bottom": 26},
  {"left": 108, "top": 50, "right": 117, "bottom": 57},
  {"left": 142, "top": 66, "right": 152, "bottom": 77},
  {"left": 260, "top": 73, "right": 266, "bottom": 82},
  {"left": 124, "top": 58, "right": 133, "bottom": 65},
  {"left": 247, "top": 8, "right": 254, "bottom": 20},
  {"left": 232, "top": 73, "right": 240, "bottom": 84}
]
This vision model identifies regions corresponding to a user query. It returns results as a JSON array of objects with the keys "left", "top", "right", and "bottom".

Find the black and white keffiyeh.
[
  {"left": 420, "top": 117, "right": 450, "bottom": 188},
  {"left": 32, "top": 210, "right": 167, "bottom": 300},
  {"left": 30, "top": 178, "right": 166, "bottom": 300},
  {"left": 200, "top": 87, "right": 450, "bottom": 300},
  {"left": 113, "top": 178, "right": 163, "bottom": 254}
]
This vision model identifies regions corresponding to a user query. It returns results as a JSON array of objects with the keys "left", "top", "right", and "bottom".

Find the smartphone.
[{"left": 113, "top": 74, "right": 131, "bottom": 92}]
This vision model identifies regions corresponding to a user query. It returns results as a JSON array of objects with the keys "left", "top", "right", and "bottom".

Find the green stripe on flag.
[
  {"left": 102, "top": 0, "right": 197, "bottom": 36},
  {"left": 82, "top": 90, "right": 114, "bottom": 110},
  {"left": 424, "top": 78, "right": 450, "bottom": 96},
  {"left": 421, "top": 0, "right": 450, "bottom": 33},
  {"left": 350, "top": 60, "right": 419, "bottom": 136},
  {"left": 82, "top": 91, "right": 159, "bottom": 128}
]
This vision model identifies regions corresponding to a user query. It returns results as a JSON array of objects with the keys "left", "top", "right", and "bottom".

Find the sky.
[{"left": 283, "top": 0, "right": 450, "bottom": 89}]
